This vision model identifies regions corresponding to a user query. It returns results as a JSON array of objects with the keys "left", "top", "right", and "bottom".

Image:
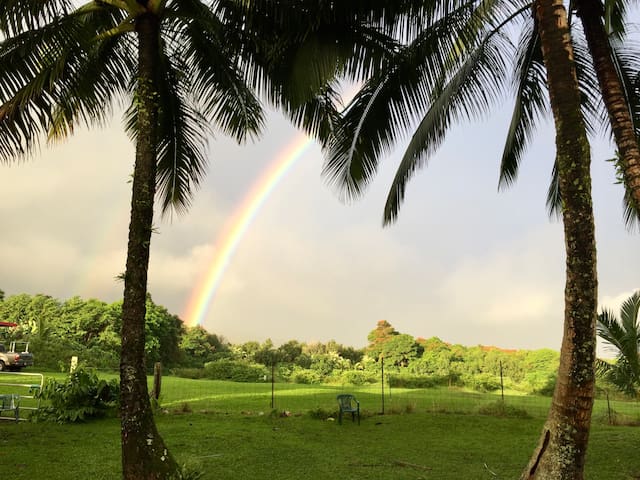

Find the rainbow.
[{"left": 183, "top": 134, "right": 315, "bottom": 328}]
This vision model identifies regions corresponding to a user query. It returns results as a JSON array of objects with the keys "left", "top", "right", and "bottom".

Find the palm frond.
[
  {"left": 335, "top": 26, "right": 401, "bottom": 83},
  {"left": 383, "top": 32, "right": 512, "bottom": 223},
  {"left": 0, "top": 1, "right": 133, "bottom": 159},
  {"left": 620, "top": 291, "right": 640, "bottom": 333},
  {"left": 596, "top": 357, "right": 613, "bottom": 376},
  {"left": 604, "top": 0, "right": 628, "bottom": 38},
  {"left": 260, "top": 33, "right": 345, "bottom": 109},
  {"left": 48, "top": 10, "right": 135, "bottom": 141},
  {"left": 499, "top": 20, "right": 548, "bottom": 189},
  {"left": 281, "top": 83, "right": 343, "bottom": 146},
  {"left": 572, "top": 27, "right": 607, "bottom": 138},
  {"left": 597, "top": 293, "right": 640, "bottom": 397},
  {"left": 154, "top": 51, "right": 211, "bottom": 215},
  {"left": 322, "top": 1, "right": 482, "bottom": 201},
  {"left": 0, "top": 0, "right": 73, "bottom": 34},
  {"left": 231, "top": 0, "right": 436, "bottom": 42},
  {"left": 610, "top": 42, "right": 640, "bottom": 229},
  {"left": 169, "top": 0, "right": 265, "bottom": 143},
  {"left": 0, "top": 13, "right": 84, "bottom": 159},
  {"left": 221, "top": 0, "right": 399, "bottom": 115},
  {"left": 545, "top": 160, "right": 562, "bottom": 218},
  {"left": 597, "top": 308, "right": 626, "bottom": 353}
]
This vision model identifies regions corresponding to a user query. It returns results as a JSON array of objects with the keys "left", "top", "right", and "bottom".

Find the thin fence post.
[
  {"left": 380, "top": 355, "right": 385, "bottom": 415},
  {"left": 499, "top": 360, "right": 504, "bottom": 403},
  {"left": 271, "top": 362, "right": 275, "bottom": 409},
  {"left": 152, "top": 362, "right": 162, "bottom": 401}
]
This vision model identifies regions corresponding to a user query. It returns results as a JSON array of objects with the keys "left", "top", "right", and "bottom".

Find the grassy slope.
[
  {"left": 0, "top": 375, "right": 639, "bottom": 479},
  {"left": 2, "top": 411, "right": 639, "bottom": 479}
]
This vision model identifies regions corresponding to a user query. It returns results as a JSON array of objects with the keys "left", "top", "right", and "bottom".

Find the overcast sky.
[{"left": 0, "top": 88, "right": 638, "bottom": 353}]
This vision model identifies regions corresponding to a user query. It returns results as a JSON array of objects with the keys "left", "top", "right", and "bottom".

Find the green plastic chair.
[
  {"left": 336, "top": 394, "right": 360, "bottom": 425},
  {"left": 0, "top": 394, "right": 19, "bottom": 421}
]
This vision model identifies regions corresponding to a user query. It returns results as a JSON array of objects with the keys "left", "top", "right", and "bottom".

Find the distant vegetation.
[{"left": 0, "top": 293, "right": 569, "bottom": 395}]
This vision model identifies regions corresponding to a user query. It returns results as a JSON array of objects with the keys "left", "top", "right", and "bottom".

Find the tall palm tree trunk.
[
  {"left": 522, "top": 0, "right": 598, "bottom": 478},
  {"left": 577, "top": 0, "right": 640, "bottom": 216},
  {"left": 120, "top": 12, "right": 180, "bottom": 480}
]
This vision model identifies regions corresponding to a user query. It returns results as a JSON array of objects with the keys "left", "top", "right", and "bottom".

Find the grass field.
[{"left": 1, "top": 372, "right": 639, "bottom": 479}]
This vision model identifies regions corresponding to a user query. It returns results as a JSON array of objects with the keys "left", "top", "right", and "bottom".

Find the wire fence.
[
  {"left": 155, "top": 375, "right": 638, "bottom": 423},
  {"left": 1, "top": 367, "right": 636, "bottom": 425}
]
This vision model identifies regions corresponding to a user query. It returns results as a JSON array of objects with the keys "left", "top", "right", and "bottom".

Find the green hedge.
[
  {"left": 388, "top": 373, "right": 456, "bottom": 388},
  {"left": 201, "top": 359, "right": 269, "bottom": 382},
  {"left": 332, "top": 370, "right": 377, "bottom": 385}
]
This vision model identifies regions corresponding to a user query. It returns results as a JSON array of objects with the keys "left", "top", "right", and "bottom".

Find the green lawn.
[
  {"left": 1, "top": 374, "right": 639, "bottom": 479},
  {"left": 157, "top": 376, "right": 638, "bottom": 423}
]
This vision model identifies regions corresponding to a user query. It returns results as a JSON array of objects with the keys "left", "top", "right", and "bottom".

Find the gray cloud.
[{"left": 1, "top": 109, "right": 638, "bottom": 354}]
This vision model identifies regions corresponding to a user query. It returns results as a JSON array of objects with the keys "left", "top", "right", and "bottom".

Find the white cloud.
[
  {"left": 599, "top": 289, "right": 640, "bottom": 316},
  {"left": 433, "top": 225, "right": 565, "bottom": 347}
]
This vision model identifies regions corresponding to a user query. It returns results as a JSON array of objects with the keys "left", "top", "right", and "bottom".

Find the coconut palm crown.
[
  {"left": 0, "top": 0, "right": 396, "bottom": 212},
  {"left": 0, "top": 0, "right": 401, "bottom": 478},
  {"left": 597, "top": 291, "right": 640, "bottom": 397},
  {"left": 322, "top": 0, "right": 640, "bottom": 226}
]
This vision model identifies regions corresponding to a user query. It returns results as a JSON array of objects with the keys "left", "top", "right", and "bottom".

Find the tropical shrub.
[
  {"left": 464, "top": 373, "right": 501, "bottom": 393},
  {"left": 82, "top": 346, "right": 120, "bottom": 370},
  {"left": 33, "top": 368, "right": 119, "bottom": 423},
  {"left": 334, "top": 370, "right": 377, "bottom": 385},
  {"left": 523, "top": 371, "right": 557, "bottom": 396},
  {"left": 289, "top": 366, "right": 324, "bottom": 384}
]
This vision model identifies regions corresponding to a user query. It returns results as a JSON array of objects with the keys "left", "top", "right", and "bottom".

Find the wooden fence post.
[{"left": 152, "top": 362, "right": 162, "bottom": 401}]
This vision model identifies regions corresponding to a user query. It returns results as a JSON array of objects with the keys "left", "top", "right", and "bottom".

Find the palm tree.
[
  {"left": 575, "top": 0, "right": 640, "bottom": 224},
  {"left": 597, "top": 291, "right": 640, "bottom": 397},
  {"left": 0, "top": 1, "right": 393, "bottom": 478},
  {"left": 519, "top": 3, "right": 597, "bottom": 477},
  {"left": 501, "top": 0, "right": 640, "bottom": 226},
  {"left": 499, "top": 0, "right": 640, "bottom": 227},
  {"left": 323, "top": 0, "right": 599, "bottom": 477}
]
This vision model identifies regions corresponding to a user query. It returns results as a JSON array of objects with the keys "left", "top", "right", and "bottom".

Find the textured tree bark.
[
  {"left": 576, "top": 0, "right": 640, "bottom": 218},
  {"left": 521, "top": 0, "right": 598, "bottom": 478},
  {"left": 120, "top": 10, "right": 180, "bottom": 480}
]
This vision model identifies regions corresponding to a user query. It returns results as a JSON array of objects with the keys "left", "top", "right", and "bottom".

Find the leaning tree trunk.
[
  {"left": 576, "top": 0, "right": 640, "bottom": 219},
  {"left": 521, "top": 0, "right": 598, "bottom": 479},
  {"left": 120, "top": 11, "right": 180, "bottom": 480}
]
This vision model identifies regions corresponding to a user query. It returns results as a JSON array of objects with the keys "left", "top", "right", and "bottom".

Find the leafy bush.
[
  {"left": 26, "top": 337, "right": 80, "bottom": 371},
  {"left": 82, "top": 346, "right": 119, "bottom": 370},
  {"left": 334, "top": 370, "right": 377, "bottom": 385},
  {"left": 307, "top": 407, "right": 337, "bottom": 420},
  {"left": 463, "top": 373, "right": 501, "bottom": 393},
  {"left": 202, "top": 359, "right": 268, "bottom": 382},
  {"left": 275, "top": 364, "right": 294, "bottom": 382},
  {"left": 33, "top": 368, "right": 119, "bottom": 423},
  {"left": 290, "top": 366, "right": 323, "bottom": 384},
  {"left": 522, "top": 371, "right": 557, "bottom": 396}
]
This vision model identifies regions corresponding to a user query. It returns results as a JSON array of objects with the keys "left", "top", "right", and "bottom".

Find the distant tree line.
[
  {"left": 0, "top": 293, "right": 564, "bottom": 394},
  {"left": 0, "top": 293, "right": 189, "bottom": 370}
]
